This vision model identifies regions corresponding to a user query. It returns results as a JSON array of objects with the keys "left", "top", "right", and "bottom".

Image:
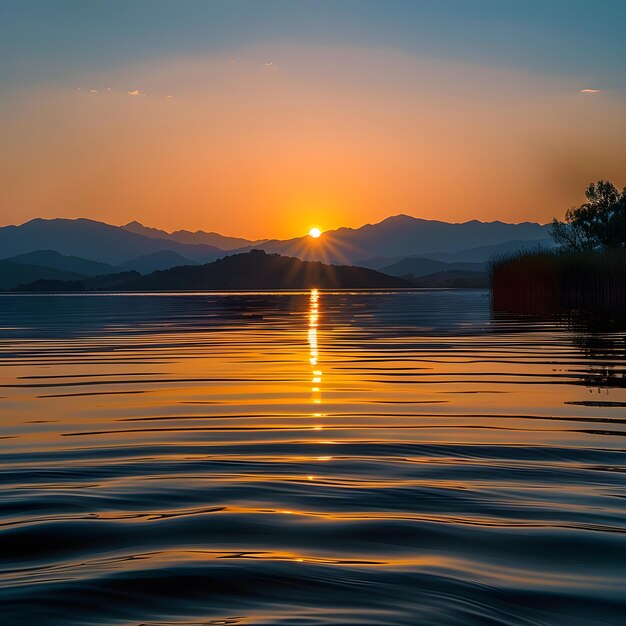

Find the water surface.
[{"left": 1, "top": 290, "right": 625, "bottom": 625}]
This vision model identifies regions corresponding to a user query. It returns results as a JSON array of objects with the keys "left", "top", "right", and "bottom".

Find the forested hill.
[{"left": 119, "top": 250, "right": 412, "bottom": 290}]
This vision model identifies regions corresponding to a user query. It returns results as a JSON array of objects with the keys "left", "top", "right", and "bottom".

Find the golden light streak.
[{"left": 308, "top": 289, "right": 322, "bottom": 408}]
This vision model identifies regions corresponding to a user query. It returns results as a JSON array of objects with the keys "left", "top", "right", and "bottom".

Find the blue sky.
[
  {"left": 2, "top": 0, "right": 625, "bottom": 88},
  {"left": 0, "top": 1, "right": 624, "bottom": 236}
]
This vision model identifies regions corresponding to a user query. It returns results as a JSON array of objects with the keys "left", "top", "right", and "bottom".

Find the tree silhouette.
[{"left": 551, "top": 180, "right": 626, "bottom": 251}]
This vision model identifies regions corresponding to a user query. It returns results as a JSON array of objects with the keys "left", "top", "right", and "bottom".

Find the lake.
[{"left": 1, "top": 290, "right": 625, "bottom": 625}]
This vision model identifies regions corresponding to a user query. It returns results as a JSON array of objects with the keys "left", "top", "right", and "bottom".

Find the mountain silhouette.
[
  {"left": 123, "top": 221, "right": 264, "bottom": 250},
  {"left": 11, "top": 271, "right": 142, "bottom": 292},
  {"left": 409, "top": 270, "right": 488, "bottom": 288},
  {"left": 84, "top": 271, "right": 142, "bottom": 290},
  {"left": 0, "top": 216, "right": 552, "bottom": 273},
  {"left": 235, "top": 215, "right": 550, "bottom": 263},
  {"left": 3, "top": 250, "right": 115, "bottom": 277},
  {"left": 116, "top": 250, "right": 198, "bottom": 273},
  {"left": 380, "top": 257, "right": 484, "bottom": 278},
  {"left": 0, "top": 218, "right": 226, "bottom": 265},
  {"left": 421, "top": 238, "right": 553, "bottom": 263},
  {"left": 117, "top": 250, "right": 411, "bottom": 290},
  {"left": 0, "top": 260, "right": 86, "bottom": 290}
]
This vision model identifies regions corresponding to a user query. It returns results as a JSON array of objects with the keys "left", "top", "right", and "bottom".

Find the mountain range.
[
  {"left": 13, "top": 250, "right": 411, "bottom": 291},
  {"left": 122, "top": 221, "right": 263, "bottom": 250},
  {"left": 0, "top": 260, "right": 86, "bottom": 291},
  {"left": 0, "top": 250, "right": 200, "bottom": 290},
  {"left": 234, "top": 215, "right": 551, "bottom": 264},
  {"left": 119, "top": 250, "right": 411, "bottom": 290},
  {"left": 379, "top": 257, "right": 485, "bottom": 278},
  {"left": 1, "top": 215, "right": 551, "bottom": 263},
  {"left": 0, "top": 218, "right": 224, "bottom": 265},
  {"left": 0, "top": 214, "right": 553, "bottom": 290},
  {"left": 5, "top": 250, "right": 115, "bottom": 276},
  {"left": 355, "top": 239, "right": 553, "bottom": 270}
]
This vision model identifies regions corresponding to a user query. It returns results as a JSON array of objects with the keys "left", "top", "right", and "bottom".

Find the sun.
[{"left": 309, "top": 227, "right": 322, "bottom": 238}]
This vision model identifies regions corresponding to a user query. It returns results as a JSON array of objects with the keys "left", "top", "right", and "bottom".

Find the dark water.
[{"left": 1, "top": 290, "right": 625, "bottom": 626}]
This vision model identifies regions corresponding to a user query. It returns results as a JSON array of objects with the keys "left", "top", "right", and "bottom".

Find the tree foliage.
[{"left": 551, "top": 180, "right": 626, "bottom": 251}]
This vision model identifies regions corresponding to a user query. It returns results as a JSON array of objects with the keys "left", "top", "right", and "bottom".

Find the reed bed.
[{"left": 489, "top": 248, "right": 626, "bottom": 314}]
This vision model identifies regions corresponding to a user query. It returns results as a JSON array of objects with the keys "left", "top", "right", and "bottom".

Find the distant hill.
[
  {"left": 410, "top": 270, "right": 489, "bottom": 288},
  {"left": 3, "top": 248, "right": 196, "bottom": 276},
  {"left": 0, "top": 260, "right": 86, "bottom": 291},
  {"left": 123, "top": 221, "right": 263, "bottom": 250},
  {"left": 422, "top": 238, "right": 554, "bottom": 263},
  {"left": 352, "top": 256, "right": 400, "bottom": 270},
  {"left": 118, "top": 250, "right": 411, "bottom": 290},
  {"left": 12, "top": 279, "right": 85, "bottom": 292},
  {"left": 84, "top": 271, "right": 141, "bottom": 290},
  {"left": 117, "top": 250, "right": 198, "bottom": 274},
  {"left": 0, "top": 218, "right": 226, "bottom": 265},
  {"left": 380, "top": 257, "right": 484, "bottom": 278},
  {"left": 235, "top": 215, "right": 550, "bottom": 263},
  {"left": 12, "top": 271, "right": 142, "bottom": 292},
  {"left": 3, "top": 250, "right": 115, "bottom": 277},
  {"left": 0, "top": 216, "right": 553, "bottom": 271}
]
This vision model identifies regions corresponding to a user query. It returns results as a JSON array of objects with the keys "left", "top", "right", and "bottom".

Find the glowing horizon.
[{"left": 1, "top": 2, "right": 625, "bottom": 239}]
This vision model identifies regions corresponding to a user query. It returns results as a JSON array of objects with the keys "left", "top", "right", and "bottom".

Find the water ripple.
[{"left": 1, "top": 290, "right": 625, "bottom": 625}]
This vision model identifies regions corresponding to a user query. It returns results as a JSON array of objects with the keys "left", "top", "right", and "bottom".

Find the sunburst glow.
[{"left": 309, "top": 227, "right": 322, "bottom": 238}]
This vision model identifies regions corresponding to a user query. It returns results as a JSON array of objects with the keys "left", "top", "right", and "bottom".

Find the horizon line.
[{"left": 1, "top": 213, "right": 551, "bottom": 240}]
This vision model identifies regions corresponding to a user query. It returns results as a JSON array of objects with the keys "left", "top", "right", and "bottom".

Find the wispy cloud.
[
  {"left": 580, "top": 88, "right": 600, "bottom": 94},
  {"left": 89, "top": 89, "right": 98, "bottom": 94},
  {"left": 127, "top": 89, "right": 143, "bottom": 96}
]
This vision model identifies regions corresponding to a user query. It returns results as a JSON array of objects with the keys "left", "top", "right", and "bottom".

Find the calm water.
[{"left": 1, "top": 290, "right": 625, "bottom": 626}]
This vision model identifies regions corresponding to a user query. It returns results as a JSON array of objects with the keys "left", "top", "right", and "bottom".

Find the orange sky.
[{"left": 1, "top": 46, "right": 625, "bottom": 239}]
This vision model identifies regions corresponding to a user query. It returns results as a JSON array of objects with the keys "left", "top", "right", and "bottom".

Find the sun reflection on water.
[
  {"left": 308, "top": 289, "right": 322, "bottom": 407},
  {"left": 2, "top": 293, "right": 626, "bottom": 624},
  {"left": 308, "top": 289, "right": 328, "bottom": 469}
]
